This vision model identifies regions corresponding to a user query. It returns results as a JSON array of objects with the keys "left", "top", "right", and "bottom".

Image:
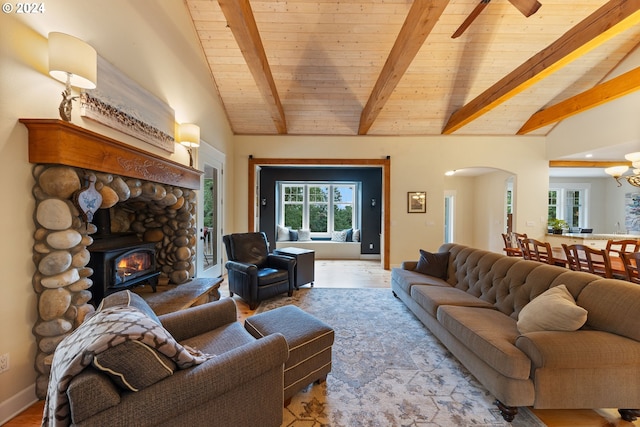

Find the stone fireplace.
[{"left": 21, "top": 119, "right": 202, "bottom": 398}]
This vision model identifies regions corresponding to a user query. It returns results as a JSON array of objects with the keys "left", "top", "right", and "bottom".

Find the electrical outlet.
[
  {"left": 0, "top": 353, "right": 9, "bottom": 374},
  {"left": 369, "top": 243, "right": 374, "bottom": 250}
]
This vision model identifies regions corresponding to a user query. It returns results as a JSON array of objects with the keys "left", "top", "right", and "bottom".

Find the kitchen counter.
[{"left": 546, "top": 233, "right": 640, "bottom": 249}]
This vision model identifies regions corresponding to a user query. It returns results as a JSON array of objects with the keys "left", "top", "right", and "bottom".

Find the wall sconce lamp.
[
  {"left": 605, "top": 152, "right": 640, "bottom": 187},
  {"left": 48, "top": 32, "right": 97, "bottom": 121},
  {"left": 371, "top": 198, "right": 376, "bottom": 207},
  {"left": 177, "top": 123, "right": 200, "bottom": 167}
]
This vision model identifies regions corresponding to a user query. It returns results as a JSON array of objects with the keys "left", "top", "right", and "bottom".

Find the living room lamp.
[
  {"left": 48, "top": 32, "right": 97, "bottom": 121},
  {"left": 605, "top": 151, "right": 640, "bottom": 187},
  {"left": 177, "top": 123, "right": 200, "bottom": 167}
]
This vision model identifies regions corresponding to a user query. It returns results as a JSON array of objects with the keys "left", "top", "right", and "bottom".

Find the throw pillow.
[
  {"left": 331, "top": 230, "right": 348, "bottom": 242},
  {"left": 98, "top": 290, "right": 161, "bottom": 325},
  {"left": 298, "top": 229, "right": 311, "bottom": 241},
  {"left": 289, "top": 229, "right": 299, "bottom": 241},
  {"left": 517, "top": 285, "right": 588, "bottom": 335},
  {"left": 414, "top": 250, "right": 449, "bottom": 279},
  {"left": 93, "top": 340, "right": 176, "bottom": 391},
  {"left": 276, "top": 224, "right": 290, "bottom": 241},
  {"left": 352, "top": 229, "right": 360, "bottom": 242},
  {"left": 345, "top": 228, "right": 354, "bottom": 242}
]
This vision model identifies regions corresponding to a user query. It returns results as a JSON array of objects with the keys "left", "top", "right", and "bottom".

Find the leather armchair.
[{"left": 223, "top": 232, "right": 296, "bottom": 309}]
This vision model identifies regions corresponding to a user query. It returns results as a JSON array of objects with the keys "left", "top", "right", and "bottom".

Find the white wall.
[
  {"left": 0, "top": 2, "right": 234, "bottom": 420},
  {"left": 233, "top": 135, "right": 549, "bottom": 266}
]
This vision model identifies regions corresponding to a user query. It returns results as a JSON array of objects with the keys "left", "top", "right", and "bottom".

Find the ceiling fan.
[{"left": 452, "top": 0, "right": 542, "bottom": 39}]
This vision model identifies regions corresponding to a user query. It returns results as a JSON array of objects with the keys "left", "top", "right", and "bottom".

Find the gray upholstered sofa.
[
  {"left": 54, "top": 295, "right": 288, "bottom": 426},
  {"left": 391, "top": 243, "right": 640, "bottom": 422}
]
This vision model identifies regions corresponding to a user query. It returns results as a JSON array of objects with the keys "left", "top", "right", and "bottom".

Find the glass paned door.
[{"left": 197, "top": 144, "right": 224, "bottom": 278}]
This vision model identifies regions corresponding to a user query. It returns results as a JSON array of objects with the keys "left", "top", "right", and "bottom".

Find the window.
[
  {"left": 548, "top": 184, "right": 589, "bottom": 229},
  {"left": 548, "top": 190, "right": 558, "bottom": 220},
  {"left": 283, "top": 185, "right": 304, "bottom": 230},
  {"left": 279, "top": 182, "right": 358, "bottom": 237}
]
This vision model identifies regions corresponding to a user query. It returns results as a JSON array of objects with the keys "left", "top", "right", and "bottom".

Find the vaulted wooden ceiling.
[{"left": 186, "top": 0, "right": 640, "bottom": 136}]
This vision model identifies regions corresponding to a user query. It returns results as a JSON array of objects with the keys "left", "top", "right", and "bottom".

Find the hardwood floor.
[{"left": 5, "top": 260, "right": 638, "bottom": 426}]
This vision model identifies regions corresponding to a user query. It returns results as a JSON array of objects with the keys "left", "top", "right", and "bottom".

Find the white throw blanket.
[{"left": 42, "top": 305, "right": 211, "bottom": 427}]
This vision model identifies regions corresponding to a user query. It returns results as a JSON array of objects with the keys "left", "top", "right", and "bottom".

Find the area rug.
[{"left": 256, "top": 288, "right": 545, "bottom": 427}]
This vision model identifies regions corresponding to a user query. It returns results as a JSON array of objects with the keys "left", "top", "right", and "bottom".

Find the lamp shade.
[
  {"left": 624, "top": 152, "right": 640, "bottom": 163},
  {"left": 604, "top": 165, "right": 629, "bottom": 177},
  {"left": 48, "top": 32, "right": 97, "bottom": 89},
  {"left": 178, "top": 123, "right": 200, "bottom": 148}
]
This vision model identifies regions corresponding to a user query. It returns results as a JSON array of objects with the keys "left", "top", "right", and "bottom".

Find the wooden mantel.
[{"left": 19, "top": 119, "right": 202, "bottom": 190}]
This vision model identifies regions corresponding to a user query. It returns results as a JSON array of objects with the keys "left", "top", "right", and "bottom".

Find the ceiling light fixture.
[
  {"left": 604, "top": 152, "right": 640, "bottom": 187},
  {"left": 177, "top": 123, "right": 200, "bottom": 167},
  {"left": 48, "top": 32, "right": 97, "bottom": 121}
]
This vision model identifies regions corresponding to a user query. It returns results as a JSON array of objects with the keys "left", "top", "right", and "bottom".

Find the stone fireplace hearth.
[{"left": 21, "top": 119, "right": 202, "bottom": 398}]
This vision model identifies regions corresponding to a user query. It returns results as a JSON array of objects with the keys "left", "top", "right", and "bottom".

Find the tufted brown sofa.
[{"left": 391, "top": 243, "right": 640, "bottom": 422}]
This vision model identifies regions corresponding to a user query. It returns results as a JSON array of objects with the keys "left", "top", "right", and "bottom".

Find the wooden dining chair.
[
  {"left": 621, "top": 251, "right": 640, "bottom": 284},
  {"left": 501, "top": 232, "right": 527, "bottom": 257},
  {"left": 563, "top": 244, "right": 613, "bottom": 278},
  {"left": 605, "top": 239, "right": 640, "bottom": 257},
  {"left": 520, "top": 238, "right": 556, "bottom": 264},
  {"left": 605, "top": 239, "right": 639, "bottom": 279}
]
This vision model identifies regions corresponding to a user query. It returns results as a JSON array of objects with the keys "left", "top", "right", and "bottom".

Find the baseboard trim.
[{"left": 0, "top": 383, "right": 38, "bottom": 425}]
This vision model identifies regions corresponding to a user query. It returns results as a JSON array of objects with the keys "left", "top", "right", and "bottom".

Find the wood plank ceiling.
[{"left": 186, "top": 0, "right": 640, "bottom": 136}]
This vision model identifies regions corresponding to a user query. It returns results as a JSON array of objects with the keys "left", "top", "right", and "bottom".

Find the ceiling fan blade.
[
  {"left": 507, "top": 0, "right": 541, "bottom": 17},
  {"left": 452, "top": 0, "right": 491, "bottom": 39}
]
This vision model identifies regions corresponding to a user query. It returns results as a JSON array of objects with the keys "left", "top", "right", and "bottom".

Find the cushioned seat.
[
  {"left": 223, "top": 232, "right": 296, "bottom": 309},
  {"left": 391, "top": 267, "right": 450, "bottom": 295},
  {"left": 411, "top": 285, "right": 494, "bottom": 317},
  {"left": 257, "top": 268, "right": 289, "bottom": 285},
  {"left": 437, "top": 305, "right": 531, "bottom": 380},
  {"left": 244, "top": 305, "right": 334, "bottom": 405}
]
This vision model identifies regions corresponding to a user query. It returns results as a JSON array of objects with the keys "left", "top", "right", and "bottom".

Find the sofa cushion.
[
  {"left": 415, "top": 249, "right": 449, "bottom": 279},
  {"left": 298, "top": 229, "right": 311, "bottom": 241},
  {"left": 391, "top": 267, "right": 450, "bottom": 295},
  {"left": 331, "top": 230, "right": 348, "bottom": 242},
  {"left": 181, "top": 322, "right": 257, "bottom": 355},
  {"left": 516, "top": 329, "right": 640, "bottom": 370},
  {"left": 98, "top": 290, "right": 161, "bottom": 324},
  {"left": 517, "top": 285, "right": 587, "bottom": 335},
  {"left": 93, "top": 340, "right": 177, "bottom": 391},
  {"left": 437, "top": 305, "right": 531, "bottom": 380},
  {"left": 411, "top": 285, "right": 494, "bottom": 317},
  {"left": 277, "top": 224, "right": 290, "bottom": 241}
]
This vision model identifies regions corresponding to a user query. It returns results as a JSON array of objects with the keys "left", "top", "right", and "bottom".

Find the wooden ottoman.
[{"left": 244, "top": 305, "right": 334, "bottom": 405}]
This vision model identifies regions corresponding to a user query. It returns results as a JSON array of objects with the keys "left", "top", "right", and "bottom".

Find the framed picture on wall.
[{"left": 408, "top": 191, "right": 426, "bottom": 213}]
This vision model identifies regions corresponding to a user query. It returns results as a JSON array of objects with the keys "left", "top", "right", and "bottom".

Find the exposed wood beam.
[
  {"left": 518, "top": 67, "right": 640, "bottom": 134},
  {"left": 442, "top": 0, "right": 640, "bottom": 135},
  {"left": 217, "top": 0, "right": 287, "bottom": 134},
  {"left": 507, "top": 0, "right": 541, "bottom": 17},
  {"left": 549, "top": 160, "right": 631, "bottom": 168},
  {"left": 452, "top": 0, "right": 491, "bottom": 39},
  {"left": 358, "top": 0, "right": 450, "bottom": 135}
]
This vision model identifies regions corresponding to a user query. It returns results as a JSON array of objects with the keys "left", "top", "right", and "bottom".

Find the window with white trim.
[
  {"left": 548, "top": 184, "right": 589, "bottom": 229},
  {"left": 279, "top": 182, "right": 358, "bottom": 237}
]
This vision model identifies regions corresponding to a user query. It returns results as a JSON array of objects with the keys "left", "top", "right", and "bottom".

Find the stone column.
[{"left": 30, "top": 165, "right": 198, "bottom": 398}]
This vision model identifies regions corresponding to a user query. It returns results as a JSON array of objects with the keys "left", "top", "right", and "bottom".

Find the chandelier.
[{"left": 605, "top": 152, "right": 640, "bottom": 187}]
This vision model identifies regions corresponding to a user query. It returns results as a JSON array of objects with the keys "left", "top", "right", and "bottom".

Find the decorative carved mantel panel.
[{"left": 19, "top": 119, "right": 202, "bottom": 189}]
